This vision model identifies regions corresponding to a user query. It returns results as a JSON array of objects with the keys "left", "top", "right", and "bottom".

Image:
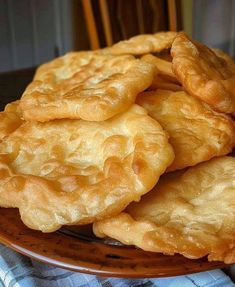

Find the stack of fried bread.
[{"left": 0, "top": 31, "right": 235, "bottom": 264}]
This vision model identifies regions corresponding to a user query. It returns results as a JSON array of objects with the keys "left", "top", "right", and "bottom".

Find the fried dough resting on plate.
[
  {"left": 0, "top": 101, "right": 23, "bottom": 142},
  {"left": 106, "top": 31, "right": 177, "bottom": 55},
  {"left": 0, "top": 105, "right": 174, "bottom": 232},
  {"left": 20, "top": 52, "right": 155, "bottom": 122},
  {"left": 94, "top": 156, "right": 235, "bottom": 264},
  {"left": 171, "top": 32, "right": 235, "bottom": 114},
  {"left": 137, "top": 90, "right": 235, "bottom": 171}
]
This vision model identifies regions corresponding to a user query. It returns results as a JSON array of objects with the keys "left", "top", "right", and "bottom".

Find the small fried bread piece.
[
  {"left": 20, "top": 52, "right": 155, "bottom": 122},
  {"left": 137, "top": 90, "right": 235, "bottom": 171},
  {"left": 4, "top": 100, "right": 22, "bottom": 116},
  {"left": 141, "top": 54, "right": 176, "bottom": 81},
  {"left": 171, "top": 32, "right": 235, "bottom": 114},
  {"left": 0, "top": 105, "right": 174, "bottom": 232},
  {"left": 0, "top": 101, "right": 23, "bottom": 142},
  {"left": 106, "top": 32, "right": 177, "bottom": 55},
  {"left": 94, "top": 156, "right": 235, "bottom": 264}
]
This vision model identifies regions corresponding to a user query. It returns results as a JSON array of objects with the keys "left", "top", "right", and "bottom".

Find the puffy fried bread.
[
  {"left": 137, "top": 90, "right": 235, "bottom": 171},
  {"left": 0, "top": 105, "right": 174, "bottom": 232},
  {"left": 4, "top": 100, "right": 22, "bottom": 116},
  {"left": 0, "top": 101, "right": 23, "bottom": 142},
  {"left": 141, "top": 54, "right": 176, "bottom": 81},
  {"left": 149, "top": 76, "right": 182, "bottom": 91},
  {"left": 106, "top": 32, "right": 177, "bottom": 55},
  {"left": 171, "top": 32, "right": 235, "bottom": 114},
  {"left": 213, "top": 48, "right": 235, "bottom": 71},
  {"left": 94, "top": 156, "right": 235, "bottom": 263},
  {"left": 20, "top": 52, "right": 155, "bottom": 122}
]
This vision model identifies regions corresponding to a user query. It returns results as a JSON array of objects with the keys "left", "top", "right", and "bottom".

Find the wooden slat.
[
  {"left": 167, "top": 0, "right": 178, "bottom": 31},
  {"left": 82, "top": 0, "right": 100, "bottom": 50},
  {"left": 136, "top": 0, "right": 145, "bottom": 34},
  {"left": 99, "top": 0, "right": 113, "bottom": 46}
]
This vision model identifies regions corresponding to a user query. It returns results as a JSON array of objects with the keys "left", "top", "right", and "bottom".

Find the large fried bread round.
[
  {"left": 0, "top": 105, "right": 174, "bottom": 232},
  {"left": 171, "top": 32, "right": 235, "bottom": 114},
  {"left": 20, "top": 52, "right": 155, "bottom": 122},
  {"left": 137, "top": 90, "right": 235, "bottom": 171},
  {"left": 94, "top": 156, "right": 235, "bottom": 263},
  {"left": 106, "top": 31, "right": 177, "bottom": 55}
]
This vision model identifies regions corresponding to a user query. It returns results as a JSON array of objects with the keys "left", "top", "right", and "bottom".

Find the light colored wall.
[
  {"left": 0, "top": 0, "right": 74, "bottom": 72},
  {"left": 193, "top": 0, "right": 235, "bottom": 56}
]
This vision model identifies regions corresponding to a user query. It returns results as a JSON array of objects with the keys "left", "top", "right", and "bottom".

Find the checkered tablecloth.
[{"left": 0, "top": 244, "right": 234, "bottom": 287}]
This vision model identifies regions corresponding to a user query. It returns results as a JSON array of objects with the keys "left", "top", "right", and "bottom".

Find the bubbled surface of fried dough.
[
  {"left": 0, "top": 105, "right": 174, "bottom": 232},
  {"left": 20, "top": 52, "right": 155, "bottom": 122},
  {"left": 137, "top": 90, "right": 235, "bottom": 171},
  {"left": 106, "top": 32, "right": 177, "bottom": 55},
  {"left": 93, "top": 157, "right": 235, "bottom": 263},
  {"left": 171, "top": 32, "right": 235, "bottom": 114},
  {"left": 0, "top": 101, "right": 23, "bottom": 142}
]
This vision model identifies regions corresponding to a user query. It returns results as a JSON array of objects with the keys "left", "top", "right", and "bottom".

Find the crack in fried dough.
[
  {"left": 0, "top": 101, "right": 23, "bottom": 142},
  {"left": 0, "top": 105, "right": 174, "bottom": 232},
  {"left": 171, "top": 32, "right": 235, "bottom": 114},
  {"left": 94, "top": 157, "right": 235, "bottom": 264},
  {"left": 106, "top": 32, "right": 177, "bottom": 55},
  {"left": 20, "top": 52, "right": 155, "bottom": 122},
  {"left": 136, "top": 90, "right": 235, "bottom": 171}
]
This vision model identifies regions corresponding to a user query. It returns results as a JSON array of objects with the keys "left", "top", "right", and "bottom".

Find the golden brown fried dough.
[
  {"left": 171, "top": 32, "right": 235, "bottom": 114},
  {"left": 137, "top": 90, "right": 235, "bottom": 171},
  {"left": 20, "top": 52, "right": 155, "bottom": 122},
  {"left": 4, "top": 100, "right": 22, "bottom": 116},
  {"left": 0, "top": 101, "right": 23, "bottom": 142},
  {"left": 94, "top": 156, "right": 235, "bottom": 263},
  {"left": 106, "top": 32, "right": 177, "bottom": 55},
  {"left": 149, "top": 76, "right": 182, "bottom": 91},
  {"left": 0, "top": 105, "right": 174, "bottom": 232},
  {"left": 141, "top": 54, "right": 176, "bottom": 80},
  {"left": 213, "top": 48, "right": 235, "bottom": 71}
]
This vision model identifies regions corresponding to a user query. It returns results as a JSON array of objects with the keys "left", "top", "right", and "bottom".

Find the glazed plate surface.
[{"left": 0, "top": 208, "right": 227, "bottom": 278}]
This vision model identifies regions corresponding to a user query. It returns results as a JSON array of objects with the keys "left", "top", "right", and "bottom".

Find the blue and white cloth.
[{"left": 0, "top": 244, "right": 234, "bottom": 287}]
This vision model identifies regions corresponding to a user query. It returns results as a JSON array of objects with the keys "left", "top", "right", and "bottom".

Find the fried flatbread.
[
  {"left": 171, "top": 32, "right": 235, "bottom": 114},
  {"left": 148, "top": 76, "right": 182, "bottom": 91},
  {"left": 106, "top": 32, "right": 177, "bottom": 55},
  {"left": 0, "top": 105, "right": 174, "bottom": 232},
  {"left": 0, "top": 101, "right": 23, "bottom": 142},
  {"left": 141, "top": 54, "right": 176, "bottom": 81},
  {"left": 137, "top": 90, "right": 235, "bottom": 171},
  {"left": 20, "top": 52, "right": 155, "bottom": 122},
  {"left": 94, "top": 156, "right": 235, "bottom": 263}
]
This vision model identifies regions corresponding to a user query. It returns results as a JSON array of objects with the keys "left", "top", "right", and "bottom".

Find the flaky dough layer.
[
  {"left": 171, "top": 32, "right": 235, "bottom": 114},
  {"left": 137, "top": 90, "right": 235, "bottom": 171},
  {"left": 106, "top": 32, "right": 177, "bottom": 55},
  {"left": 0, "top": 101, "right": 23, "bottom": 142},
  {"left": 20, "top": 52, "right": 155, "bottom": 122},
  {"left": 94, "top": 157, "right": 235, "bottom": 264},
  {"left": 0, "top": 105, "right": 174, "bottom": 232}
]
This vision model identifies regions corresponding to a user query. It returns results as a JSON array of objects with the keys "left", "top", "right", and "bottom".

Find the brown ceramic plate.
[{"left": 0, "top": 208, "right": 228, "bottom": 278}]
